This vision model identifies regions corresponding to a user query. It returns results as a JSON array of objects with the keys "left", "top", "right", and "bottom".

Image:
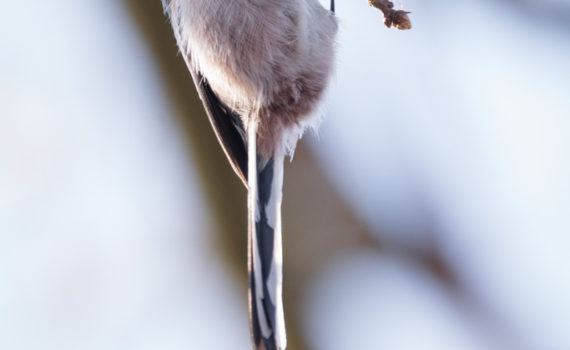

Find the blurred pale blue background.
[{"left": 1, "top": 0, "right": 569, "bottom": 349}]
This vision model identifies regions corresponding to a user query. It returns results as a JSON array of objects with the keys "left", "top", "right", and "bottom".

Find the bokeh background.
[{"left": 1, "top": 0, "right": 569, "bottom": 349}]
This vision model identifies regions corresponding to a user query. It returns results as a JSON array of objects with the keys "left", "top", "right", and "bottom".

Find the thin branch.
[{"left": 368, "top": 0, "right": 412, "bottom": 30}]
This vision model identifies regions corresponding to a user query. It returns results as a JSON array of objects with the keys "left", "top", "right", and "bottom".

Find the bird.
[{"left": 161, "top": 1, "right": 338, "bottom": 349}]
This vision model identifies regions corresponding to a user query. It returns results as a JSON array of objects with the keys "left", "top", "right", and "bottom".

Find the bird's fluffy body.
[
  {"left": 162, "top": 1, "right": 337, "bottom": 349},
  {"left": 165, "top": 0, "right": 337, "bottom": 156}
]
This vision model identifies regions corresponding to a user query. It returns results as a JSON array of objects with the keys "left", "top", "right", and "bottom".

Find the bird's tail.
[{"left": 247, "top": 120, "right": 287, "bottom": 350}]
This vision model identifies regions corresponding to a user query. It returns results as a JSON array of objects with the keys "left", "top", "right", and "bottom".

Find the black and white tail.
[{"left": 247, "top": 120, "right": 287, "bottom": 350}]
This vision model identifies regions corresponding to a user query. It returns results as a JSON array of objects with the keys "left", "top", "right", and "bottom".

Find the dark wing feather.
[
  {"left": 163, "top": 0, "right": 247, "bottom": 186},
  {"left": 188, "top": 67, "right": 248, "bottom": 186}
]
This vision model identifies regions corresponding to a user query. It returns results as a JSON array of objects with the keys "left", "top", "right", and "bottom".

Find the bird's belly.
[{"left": 175, "top": 0, "right": 337, "bottom": 154}]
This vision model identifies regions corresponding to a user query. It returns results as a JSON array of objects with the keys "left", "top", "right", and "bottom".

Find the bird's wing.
[
  {"left": 188, "top": 67, "right": 248, "bottom": 186},
  {"left": 162, "top": 0, "right": 247, "bottom": 185}
]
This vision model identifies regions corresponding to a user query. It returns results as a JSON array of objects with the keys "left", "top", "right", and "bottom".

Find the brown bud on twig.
[{"left": 368, "top": 0, "right": 412, "bottom": 30}]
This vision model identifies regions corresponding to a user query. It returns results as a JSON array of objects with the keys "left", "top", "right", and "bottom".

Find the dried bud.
[
  {"left": 386, "top": 10, "right": 412, "bottom": 30},
  {"left": 368, "top": 0, "right": 393, "bottom": 9},
  {"left": 368, "top": 0, "right": 412, "bottom": 30}
]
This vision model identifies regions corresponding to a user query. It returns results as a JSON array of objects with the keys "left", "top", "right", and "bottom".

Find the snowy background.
[{"left": 1, "top": 0, "right": 569, "bottom": 349}]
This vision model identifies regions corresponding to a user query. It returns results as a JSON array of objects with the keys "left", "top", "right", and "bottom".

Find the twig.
[{"left": 368, "top": 0, "right": 412, "bottom": 30}]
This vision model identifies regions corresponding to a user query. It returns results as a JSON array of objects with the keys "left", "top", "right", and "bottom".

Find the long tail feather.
[{"left": 247, "top": 120, "right": 286, "bottom": 350}]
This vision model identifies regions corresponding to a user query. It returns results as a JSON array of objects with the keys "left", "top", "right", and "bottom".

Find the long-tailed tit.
[{"left": 161, "top": 1, "right": 337, "bottom": 349}]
